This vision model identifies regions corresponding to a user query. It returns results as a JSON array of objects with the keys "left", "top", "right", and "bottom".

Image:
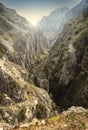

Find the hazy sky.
[{"left": 0, "top": 0, "right": 82, "bottom": 25}]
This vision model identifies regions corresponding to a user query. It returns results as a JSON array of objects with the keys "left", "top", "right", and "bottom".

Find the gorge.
[{"left": 0, "top": 0, "right": 88, "bottom": 129}]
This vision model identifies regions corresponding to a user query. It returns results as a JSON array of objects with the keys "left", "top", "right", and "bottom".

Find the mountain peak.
[
  {"left": 82, "top": 0, "right": 88, "bottom": 2},
  {"left": 0, "top": 2, "right": 5, "bottom": 10},
  {"left": 51, "top": 6, "right": 69, "bottom": 15},
  {"left": 0, "top": 2, "right": 4, "bottom": 6},
  {"left": 81, "top": 0, "right": 88, "bottom": 4},
  {"left": 0, "top": 2, "right": 16, "bottom": 14}
]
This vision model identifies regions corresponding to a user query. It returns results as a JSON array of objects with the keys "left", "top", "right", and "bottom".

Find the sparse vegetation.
[
  {"left": 66, "top": 112, "right": 76, "bottom": 121},
  {"left": 0, "top": 1, "right": 88, "bottom": 130},
  {"left": 36, "top": 103, "right": 47, "bottom": 119},
  {"left": 0, "top": 43, "right": 5, "bottom": 58},
  {"left": 75, "top": 30, "right": 80, "bottom": 35},
  {"left": 17, "top": 106, "right": 27, "bottom": 122},
  {"left": 12, "top": 108, "right": 88, "bottom": 130}
]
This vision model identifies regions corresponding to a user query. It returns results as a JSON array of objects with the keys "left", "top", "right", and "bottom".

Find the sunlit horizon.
[
  {"left": 30, "top": 20, "right": 38, "bottom": 26},
  {"left": 0, "top": 0, "right": 82, "bottom": 24},
  {"left": 17, "top": 9, "right": 52, "bottom": 25}
]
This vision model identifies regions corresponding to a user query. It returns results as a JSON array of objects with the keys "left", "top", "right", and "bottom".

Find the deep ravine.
[{"left": 0, "top": 0, "right": 88, "bottom": 130}]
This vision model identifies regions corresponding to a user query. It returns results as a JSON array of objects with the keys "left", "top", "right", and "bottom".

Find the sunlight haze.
[{"left": 0, "top": 0, "right": 82, "bottom": 24}]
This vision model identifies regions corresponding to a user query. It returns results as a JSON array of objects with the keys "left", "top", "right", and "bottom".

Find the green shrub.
[
  {"left": 36, "top": 103, "right": 47, "bottom": 119},
  {"left": 75, "top": 30, "right": 80, "bottom": 35},
  {"left": 68, "top": 23, "right": 72, "bottom": 26},
  {"left": 0, "top": 43, "right": 5, "bottom": 58},
  {"left": 67, "top": 112, "right": 76, "bottom": 121},
  {"left": 17, "top": 105, "right": 27, "bottom": 122}
]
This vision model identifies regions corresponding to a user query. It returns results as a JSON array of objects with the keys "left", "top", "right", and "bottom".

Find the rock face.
[
  {"left": 30, "top": 0, "right": 88, "bottom": 109},
  {"left": 0, "top": 56, "right": 55, "bottom": 128},
  {"left": 39, "top": 0, "right": 88, "bottom": 47},
  {"left": 39, "top": 79, "right": 49, "bottom": 92},
  {"left": 0, "top": 3, "right": 48, "bottom": 69},
  {"left": 0, "top": 1, "right": 88, "bottom": 129},
  {"left": 39, "top": 7, "right": 69, "bottom": 46},
  {"left": 32, "top": 10, "right": 88, "bottom": 108},
  {"left": 66, "top": 0, "right": 88, "bottom": 20},
  {"left": 0, "top": 3, "right": 56, "bottom": 129}
]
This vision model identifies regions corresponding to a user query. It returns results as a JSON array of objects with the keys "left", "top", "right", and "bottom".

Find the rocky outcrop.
[
  {"left": 0, "top": 56, "right": 56, "bottom": 129},
  {"left": 39, "top": 79, "right": 49, "bottom": 92},
  {"left": 12, "top": 106, "right": 88, "bottom": 130},
  {"left": 0, "top": 3, "right": 56, "bottom": 127}
]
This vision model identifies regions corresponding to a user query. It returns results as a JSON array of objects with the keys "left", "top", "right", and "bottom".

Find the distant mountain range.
[
  {"left": 66, "top": 0, "right": 88, "bottom": 19},
  {"left": 39, "top": 7, "right": 69, "bottom": 46},
  {"left": 39, "top": 0, "right": 88, "bottom": 46}
]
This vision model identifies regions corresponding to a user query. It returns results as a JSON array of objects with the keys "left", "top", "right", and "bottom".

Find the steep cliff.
[
  {"left": 0, "top": 3, "right": 56, "bottom": 128},
  {"left": 0, "top": 47, "right": 56, "bottom": 128},
  {"left": 39, "top": 7, "right": 69, "bottom": 46},
  {"left": 31, "top": 12, "right": 88, "bottom": 108},
  {"left": 39, "top": 0, "right": 88, "bottom": 47},
  {"left": 0, "top": 3, "right": 48, "bottom": 69},
  {"left": 0, "top": 1, "right": 88, "bottom": 129}
]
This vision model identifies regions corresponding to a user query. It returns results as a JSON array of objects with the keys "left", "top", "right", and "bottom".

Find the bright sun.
[{"left": 31, "top": 20, "right": 38, "bottom": 26}]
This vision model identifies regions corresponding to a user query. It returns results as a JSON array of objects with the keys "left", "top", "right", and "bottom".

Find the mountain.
[
  {"left": 0, "top": 3, "right": 31, "bottom": 31},
  {"left": 0, "top": 3, "right": 56, "bottom": 128},
  {"left": 29, "top": 0, "right": 88, "bottom": 109},
  {"left": 31, "top": 10, "right": 88, "bottom": 109},
  {"left": 0, "top": 1, "right": 88, "bottom": 129},
  {"left": 39, "top": 7, "right": 69, "bottom": 46},
  {"left": 0, "top": 3, "right": 49, "bottom": 69},
  {"left": 66, "top": 0, "right": 88, "bottom": 19},
  {"left": 39, "top": 0, "right": 88, "bottom": 47}
]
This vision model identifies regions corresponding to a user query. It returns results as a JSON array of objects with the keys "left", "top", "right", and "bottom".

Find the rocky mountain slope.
[
  {"left": 0, "top": 1, "right": 88, "bottom": 129},
  {"left": 39, "top": 0, "right": 88, "bottom": 47},
  {"left": 0, "top": 43, "right": 56, "bottom": 129},
  {"left": 39, "top": 7, "right": 69, "bottom": 46},
  {"left": 0, "top": 3, "right": 56, "bottom": 129},
  {"left": 66, "top": 0, "right": 88, "bottom": 20},
  {"left": 31, "top": 10, "right": 88, "bottom": 108},
  {"left": 12, "top": 107, "right": 88, "bottom": 130},
  {"left": 0, "top": 3, "right": 48, "bottom": 69}
]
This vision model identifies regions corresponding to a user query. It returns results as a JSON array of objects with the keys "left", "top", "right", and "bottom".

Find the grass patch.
[{"left": 67, "top": 112, "right": 76, "bottom": 121}]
